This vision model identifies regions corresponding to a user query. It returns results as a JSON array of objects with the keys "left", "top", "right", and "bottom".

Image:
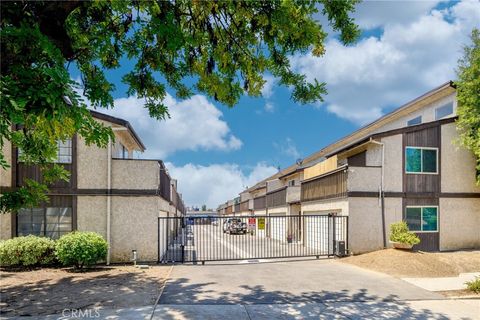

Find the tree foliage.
[
  {"left": 456, "top": 28, "right": 480, "bottom": 184},
  {"left": 0, "top": 0, "right": 359, "bottom": 212}
]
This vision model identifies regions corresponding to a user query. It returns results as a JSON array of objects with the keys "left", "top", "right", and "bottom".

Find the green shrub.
[
  {"left": 0, "top": 235, "right": 56, "bottom": 267},
  {"left": 55, "top": 232, "right": 108, "bottom": 269},
  {"left": 466, "top": 277, "right": 480, "bottom": 293},
  {"left": 389, "top": 221, "right": 420, "bottom": 246}
]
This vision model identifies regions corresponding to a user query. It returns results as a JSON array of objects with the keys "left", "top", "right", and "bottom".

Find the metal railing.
[{"left": 158, "top": 214, "right": 348, "bottom": 264}]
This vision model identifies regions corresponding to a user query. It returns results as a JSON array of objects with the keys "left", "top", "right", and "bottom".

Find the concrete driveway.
[{"left": 158, "top": 258, "right": 442, "bottom": 305}]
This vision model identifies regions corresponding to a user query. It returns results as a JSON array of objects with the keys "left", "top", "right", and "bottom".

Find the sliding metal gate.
[{"left": 158, "top": 214, "right": 348, "bottom": 264}]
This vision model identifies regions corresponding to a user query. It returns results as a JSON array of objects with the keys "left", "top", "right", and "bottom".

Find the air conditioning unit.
[{"left": 334, "top": 240, "right": 346, "bottom": 257}]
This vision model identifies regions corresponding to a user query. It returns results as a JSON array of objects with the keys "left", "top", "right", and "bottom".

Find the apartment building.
[
  {"left": 220, "top": 81, "right": 480, "bottom": 253},
  {"left": 0, "top": 111, "right": 185, "bottom": 262}
]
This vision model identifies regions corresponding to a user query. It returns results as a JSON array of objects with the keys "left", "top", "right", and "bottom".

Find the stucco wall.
[
  {"left": 441, "top": 123, "right": 480, "bottom": 193},
  {"left": 347, "top": 167, "right": 381, "bottom": 192},
  {"left": 301, "top": 199, "right": 349, "bottom": 215},
  {"left": 382, "top": 134, "right": 403, "bottom": 192},
  {"left": 268, "top": 206, "right": 287, "bottom": 215},
  {"left": 254, "top": 209, "right": 266, "bottom": 216},
  {"left": 348, "top": 197, "right": 384, "bottom": 254},
  {"left": 76, "top": 196, "right": 108, "bottom": 239},
  {"left": 111, "top": 160, "right": 160, "bottom": 190},
  {"left": 383, "top": 197, "right": 403, "bottom": 248},
  {"left": 0, "top": 140, "right": 12, "bottom": 187},
  {"left": 77, "top": 136, "right": 108, "bottom": 189},
  {"left": 440, "top": 198, "right": 480, "bottom": 250},
  {"left": 0, "top": 214, "right": 12, "bottom": 240},
  {"left": 366, "top": 144, "right": 382, "bottom": 166},
  {"left": 375, "top": 93, "right": 456, "bottom": 133},
  {"left": 110, "top": 196, "right": 160, "bottom": 262}
]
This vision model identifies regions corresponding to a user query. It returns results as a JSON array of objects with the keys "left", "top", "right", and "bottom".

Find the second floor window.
[
  {"left": 56, "top": 139, "right": 72, "bottom": 163},
  {"left": 405, "top": 147, "right": 438, "bottom": 174},
  {"left": 407, "top": 116, "right": 422, "bottom": 126},
  {"left": 17, "top": 139, "right": 72, "bottom": 164}
]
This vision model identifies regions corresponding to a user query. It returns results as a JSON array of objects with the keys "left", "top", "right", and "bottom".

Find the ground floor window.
[
  {"left": 17, "top": 207, "right": 72, "bottom": 239},
  {"left": 405, "top": 206, "right": 438, "bottom": 232}
]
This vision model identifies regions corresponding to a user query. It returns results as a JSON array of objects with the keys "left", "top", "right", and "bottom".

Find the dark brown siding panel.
[
  {"left": 301, "top": 170, "right": 347, "bottom": 202},
  {"left": 403, "top": 126, "right": 441, "bottom": 193},
  {"left": 413, "top": 233, "right": 439, "bottom": 251},
  {"left": 266, "top": 188, "right": 287, "bottom": 208},
  {"left": 254, "top": 196, "right": 266, "bottom": 210},
  {"left": 348, "top": 151, "right": 366, "bottom": 167},
  {"left": 225, "top": 205, "right": 233, "bottom": 214},
  {"left": 234, "top": 203, "right": 240, "bottom": 212},
  {"left": 240, "top": 200, "right": 249, "bottom": 212}
]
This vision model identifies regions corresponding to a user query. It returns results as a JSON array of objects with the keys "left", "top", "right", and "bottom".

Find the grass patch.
[{"left": 465, "top": 276, "right": 480, "bottom": 293}]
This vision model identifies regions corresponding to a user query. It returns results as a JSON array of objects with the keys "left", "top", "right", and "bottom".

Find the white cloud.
[
  {"left": 292, "top": 0, "right": 480, "bottom": 125},
  {"left": 264, "top": 102, "right": 275, "bottom": 113},
  {"left": 261, "top": 74, "right": 276, "bottom": 98},
  {"left": 101, "top": 94, "right": 242, "bottom": 158},
  {"left": 274, "top": 138, "right": 300, "bottom": 160},
  {"left": 166, "top": 162, "right": 277, "bottom": 208}
]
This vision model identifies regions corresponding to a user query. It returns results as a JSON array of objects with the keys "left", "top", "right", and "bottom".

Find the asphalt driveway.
[{"left": 158, "top": 258, "right": 442, "bottom": 305}]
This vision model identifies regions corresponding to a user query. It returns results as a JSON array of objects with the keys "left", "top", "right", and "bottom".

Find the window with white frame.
[
  {"left": 435, "top": 102, "right": 454, "bottom": 120},
  {"left": 56, "top": 139, "right": 72, "bottom": 163},
  {"left": 405, "top": 206, "right": 438, "bottom": 232},
  {"left": 407, "top": 115, "right": 422, "bottom": 126},
  {"left": 405, "top": 147, "right": 438, "bottom": 174}
]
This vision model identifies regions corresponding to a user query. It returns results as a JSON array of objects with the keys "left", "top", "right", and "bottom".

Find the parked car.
[{"left": 223, "top": 218, "right": 247, "bottom": 234}]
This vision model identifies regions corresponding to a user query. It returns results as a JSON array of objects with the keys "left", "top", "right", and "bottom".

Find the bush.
[
  {"left": 389, "top": 222, "right": 420, "bottom": 246},
  {"left": 466, "top": 277, "right": 480, "bottom": 293},
  {"left": 0, "top": 235, "right": 56, "bottom": 267},
  {"left": 55, "top": 232, "right": 108, "bottom": 269}
]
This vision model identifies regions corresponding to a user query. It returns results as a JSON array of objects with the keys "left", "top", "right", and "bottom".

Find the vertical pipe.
[{"left": 106, "top": 136, "right": 112, "bottom": 265}]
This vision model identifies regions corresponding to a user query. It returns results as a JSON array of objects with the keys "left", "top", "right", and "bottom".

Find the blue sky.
[{"left": 71, "top": 0, "right": 479, "bottom": 208}]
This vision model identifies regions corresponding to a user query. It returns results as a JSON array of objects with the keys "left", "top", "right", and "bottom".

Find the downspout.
[
  {"left": 370, "top": 139, "right": 386, "bottom": 248},
  {"left": 106, "top": 135, "right": 112, "bottom": 265}
]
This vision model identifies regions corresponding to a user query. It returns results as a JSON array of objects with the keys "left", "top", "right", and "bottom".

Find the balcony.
[
  {"left": 286, "top": 185, "right": 301, "bottom": 203},
  {"left": 111, "top": 159, "right": 161, "bottom": 190}
]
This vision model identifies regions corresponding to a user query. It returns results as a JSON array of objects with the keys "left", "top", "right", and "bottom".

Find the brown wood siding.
[
  {"left": 239, "top": 200, "right": 249, "bottom": 212},
  {"left": 234, "top": 203, "right": 241, "bottom": 212},
  {"left": 159, "top": 165, "right": 171, "bottom": 202},
  {"left": 413, "top": 233, "right": 439, "bottom": 251},
  {"left": 225, "top": 205, "right": 233, "bottom": 215},
  {"left": 403, "top": 126, "right": 440, "bottom": 193},
  {"left": 267, "top": 188, "right": 287, "bottom": 208},
  {"left": 254, "top": 196, "right": 266, "bottom": 210},
  {"left": 348, "top": 151, "right": 366, "bottom": 167},
  {"left": 301, "top": 170, "right": 347, "bottom": 202},
  {"left": 403, "top": 197, "right": 440, "bottom": 251}
]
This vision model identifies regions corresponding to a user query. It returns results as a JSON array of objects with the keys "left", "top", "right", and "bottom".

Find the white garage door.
[
  {"left": 304, "top": 215, "right": 330, "bottom": 254},
  {"left": 270, "top": 213, "right": 286, "bottom": 242}
]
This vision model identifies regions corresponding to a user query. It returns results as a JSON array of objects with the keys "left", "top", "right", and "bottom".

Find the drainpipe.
[
  {"left": 370, "top": 139, "right": 386, "bottom": 248},
  {"left": 106, "top": 135, "right": 112, "bottom": 265}
]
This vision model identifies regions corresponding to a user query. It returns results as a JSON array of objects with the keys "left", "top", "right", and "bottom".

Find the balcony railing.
[
  {"left": 286, "top": 185, "right": 301, "bottom": 203},
  {"left": 266, "top": 187, "right": 287, "bottom": 208},
  {"left": 301, "top": 167, "right": 347, "bottom": 202}
]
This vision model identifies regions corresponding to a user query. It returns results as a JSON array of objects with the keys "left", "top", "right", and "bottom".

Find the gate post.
[
  {"left": 157, "top": 217, "right": 160, "bottom": 264},
  {"left": 332, "top": 215, "right": 336, "bottom": 257},
  {"left": 181, "top": 217, "right": 185, "bottom": 263}
]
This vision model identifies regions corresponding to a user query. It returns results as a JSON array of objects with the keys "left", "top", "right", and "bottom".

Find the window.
[
  {"left": 18, "top": 139, "right": 72, "bottom": 163},
  {"left": 17, "top": 207, "right": 72, "bottom": 239},
  {"left": 405, "top": 206, "right": 438, "bottom": 232},
  {"left": 405, "top": 147, "right": 438, "bottom": 174},
  {"left": 113, "top": 141, "right": 129, "bottom": 159},
  {"left": 435, "top": 102, "right": 454, "bottom": 120},
  {"left": 288, "top": 180, "right": 296, "bottom": 187},
  {"left": 56, "top": 139, "right": 72, "bottom": 163},
  {"left": 407, "top": 116, "right": 422, "bottom": 126}
]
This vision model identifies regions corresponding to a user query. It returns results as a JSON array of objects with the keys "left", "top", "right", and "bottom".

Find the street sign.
[
  {"left": 248, "top": 218, "right": 256, "bottom": 230},
  {"left": 258, "top": 217, "right": 265, "bottom": 230}
]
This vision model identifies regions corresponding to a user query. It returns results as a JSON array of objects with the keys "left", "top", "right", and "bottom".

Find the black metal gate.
[{"left": 158, "top": 214, "right": 348, "bottom": 264}]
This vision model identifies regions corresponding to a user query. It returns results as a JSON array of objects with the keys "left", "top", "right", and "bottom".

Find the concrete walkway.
[
  {"left": 402, "top": 272, "right": 480, "bottom": 291},
  {"left": 11, "top": 299, "right": 480, "bottom": 319}
]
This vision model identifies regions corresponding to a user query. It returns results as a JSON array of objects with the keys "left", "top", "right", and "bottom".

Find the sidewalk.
[
  {"left": 402, "top": 272, "right": 480, "bottom": 291},
  {"left": 8, "top": 299, "right": 479, "bottom": 320}
]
